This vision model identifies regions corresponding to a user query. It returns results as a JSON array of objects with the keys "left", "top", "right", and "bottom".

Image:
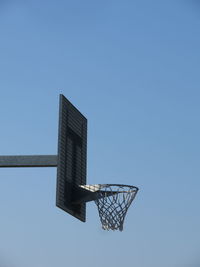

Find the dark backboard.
[{"left": 56, "top": 95, "right": 87, "bottom": 222}]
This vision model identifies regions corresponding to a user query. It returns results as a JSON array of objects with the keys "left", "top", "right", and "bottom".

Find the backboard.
[{"left": 56, "top": 95, "right": 87, "bottom": 222}]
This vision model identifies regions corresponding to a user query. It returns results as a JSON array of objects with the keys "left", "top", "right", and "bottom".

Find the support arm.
[{"left": 0, "top": 155, "right": 58, "bottom": 167}]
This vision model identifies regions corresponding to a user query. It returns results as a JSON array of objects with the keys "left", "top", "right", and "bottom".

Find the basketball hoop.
[
  {"left": 0, "top": 94, "right": 139, "bottom": 231},
  {"left": 80, "top": 184, "right": 139, "bottom": 231}
]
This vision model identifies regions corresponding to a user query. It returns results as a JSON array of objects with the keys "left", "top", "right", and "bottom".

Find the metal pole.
[{"left": 0, "top": 155, "right": 58, "bottom": 167}]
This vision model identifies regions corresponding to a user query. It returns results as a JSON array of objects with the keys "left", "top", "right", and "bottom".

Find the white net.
[{"left": 94, "top": 184, "right": 138, "bottom": 231}]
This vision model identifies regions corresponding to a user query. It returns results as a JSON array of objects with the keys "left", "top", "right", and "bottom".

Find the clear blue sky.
[{"left": 0, "top": 0, "right": 200, "bottom": 266}]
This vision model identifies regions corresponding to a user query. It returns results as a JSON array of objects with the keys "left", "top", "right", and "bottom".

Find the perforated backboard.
[{"left": 56, "top": 95, "right": 87, "bottom": 222}]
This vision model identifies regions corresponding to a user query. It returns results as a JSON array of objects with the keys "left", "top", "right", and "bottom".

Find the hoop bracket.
[{"left": 72, "top": 185, "right": 119, "bottom": 204}]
